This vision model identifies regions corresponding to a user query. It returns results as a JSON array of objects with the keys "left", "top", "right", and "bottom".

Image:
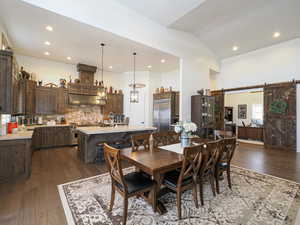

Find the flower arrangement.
[{"left": 174, "top": 121, "right": 197, "bottom": 137}]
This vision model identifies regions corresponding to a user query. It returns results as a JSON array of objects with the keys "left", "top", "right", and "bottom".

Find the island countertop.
[{"left": 76, "top": 126, "right": 156, "bottom": 135}]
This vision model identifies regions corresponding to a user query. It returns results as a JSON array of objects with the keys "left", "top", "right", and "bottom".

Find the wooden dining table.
[{"left": 121, "top": 146, "right": 184, "bottom": 214}]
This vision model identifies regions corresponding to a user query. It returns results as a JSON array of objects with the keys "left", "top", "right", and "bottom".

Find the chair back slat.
[
  {"left": 153, "top": 131, "right": 168, "bottom": 147},
  {"left": 177, "top": 144, "right": 204, "bottom": 187},
  {"left": 104, "top": 144, "right": 127, "bottom": 192},
  {"left": 131, "top": 133, "right": 151, "bottom": 151},
  {"left": 200, "top": 139, "right": 223, "bottom": 176},
  {"left": 166, "top": 131, "right": 180, "bottom": 144},
  {"left": 223, "top": 137, "right": 237, "bottom": 163}
]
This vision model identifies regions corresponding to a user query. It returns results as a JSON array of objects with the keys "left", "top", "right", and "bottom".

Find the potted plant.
[{"left": 174, "top": 121, "right": 197, "bottom": 147}]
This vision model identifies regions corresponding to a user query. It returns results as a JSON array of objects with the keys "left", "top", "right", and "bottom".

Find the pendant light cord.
[
  {"left": 133, "top": 52, "right": 136, "bottom": 90},
  {"left": 101, "top": 43, "right": 105, "bottom": 84}
]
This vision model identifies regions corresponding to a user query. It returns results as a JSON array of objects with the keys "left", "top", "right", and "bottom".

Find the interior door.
[{"left": 264, "top": 82, "right": 296, "bottom": 150}]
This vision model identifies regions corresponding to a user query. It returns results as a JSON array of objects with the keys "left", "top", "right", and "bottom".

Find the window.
[{"left": 252, "top": 104, "right": 263, "bottom": 120}]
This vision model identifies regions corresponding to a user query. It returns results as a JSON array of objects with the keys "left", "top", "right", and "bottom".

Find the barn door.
[
  {"left": 264, "top": 82, "right": 296, "bottom": 150},
  {"left": 211, "top": 90, "right": 224, "bottom": 130}
]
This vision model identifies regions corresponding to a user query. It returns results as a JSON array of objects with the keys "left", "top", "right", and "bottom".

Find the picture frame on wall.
[{"left": 238, "top": 104, "right": 247, "bottom": 119}]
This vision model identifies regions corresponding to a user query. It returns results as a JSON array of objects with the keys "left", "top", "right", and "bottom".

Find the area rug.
[{"left": 58, "top": 166, "right": 300, "bottom": 225}]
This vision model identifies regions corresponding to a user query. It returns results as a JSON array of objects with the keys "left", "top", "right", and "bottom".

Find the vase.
[{"left": 180, "top": 132, "right": 191, "bottom": 148}]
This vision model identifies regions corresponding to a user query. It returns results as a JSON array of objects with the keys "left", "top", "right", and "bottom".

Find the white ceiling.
[
  {"left": 0, "top": 0, "right": 179, "bottom": 73},
  {"left": 113, "top": 0, "right": 207, "bottom": 26},
  {"left": 117, "top": 0, "right": 300, "bottom": 59}
]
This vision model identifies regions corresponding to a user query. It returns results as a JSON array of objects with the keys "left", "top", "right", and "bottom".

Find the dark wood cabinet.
[
  {"left": 17, "top": 80, "right": 37, "bottom": 115},
  {"left": 35, "top": 86, "right": 58, "bottom": 115},
  {"left": 103, "top": 93, "right": 124, "bottom": 116},
  {"left": 0, "top": 50, "right": 15, "bottom": 114},
  {"left": 0, "top": 139, "right": 32, "bottom": 183},
  {"left": 32, "top": 126, "right": 72, "bottom": 149},
  {"left": 238, "top": 126, "right": 264, "bottom": 142},
  {"left": 191, "top": 95, "right": 215, "bottom": 137},
  {"left": 57, "top": 88, "right": 68, "bottom": 114}
]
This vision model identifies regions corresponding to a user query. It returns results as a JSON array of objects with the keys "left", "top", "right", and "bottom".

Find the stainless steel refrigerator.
[{"left": 153, "top": 92, "right": 179, "bottom": 131}]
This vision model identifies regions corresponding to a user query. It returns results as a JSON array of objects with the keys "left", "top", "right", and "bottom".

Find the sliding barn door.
[
  {"left": 264, "top": 82, "right": 296, "bottom": 150},
  {"left": 211, "top": 90, "right": 224, "bottom": 130}
]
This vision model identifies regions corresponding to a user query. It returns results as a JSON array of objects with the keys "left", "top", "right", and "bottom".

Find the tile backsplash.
[{"left": 64, "top": 105, "right": 103, "bottom": 125}]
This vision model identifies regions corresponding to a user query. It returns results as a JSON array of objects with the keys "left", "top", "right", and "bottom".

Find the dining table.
[{"left": 121, "top": 144, "right": 186, "bottom": 214}]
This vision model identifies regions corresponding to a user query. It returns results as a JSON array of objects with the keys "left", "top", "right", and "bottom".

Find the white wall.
[
  {"left": 225, "top": 91, "right": 263, "bottom": 126},
  {"left": 216, "top": 38, "right": 300, "bottom": 152},
  {"left": 216, "top": 38, "right": 300, "bottom": 89}
]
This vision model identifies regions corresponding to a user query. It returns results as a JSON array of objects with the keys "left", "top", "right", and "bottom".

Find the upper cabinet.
[
  {"left": 17, "top": 80, "right": 37, "bottom": 115},
  {"left": 103, "top": 93, "right": 124, "bottom": 116},
  {"left": 0, "top": 50, "right": 18, "bottom": 114},
  {"left": 35, "top": 86, "right": 58, "bottom": 115}
]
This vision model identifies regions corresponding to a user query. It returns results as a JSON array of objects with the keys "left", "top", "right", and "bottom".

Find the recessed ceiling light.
[
  {"left": 46, "top": 26, "right": 53, "bottom": 31},
  {"left": 232, "top": 46, "right": 239, "bottom": 51},
  {"left": 67, "top": 56, "right": 72, "bottom": 60},
  {"left": 109, "top": 66, "right": 113, "bottom": 69},
  {"left": 44, "top": 51, "right": 50, "bottom": 56},
  {"left": 273, "top": 32, "right": 281, "bottom": 38},
  {"left": 147, "top": 65, "right": 152, "bottom": 69},
  {"left": 161, "top": 59, "right": 165, "bottom": 63},
  {"left": 44, "top": 41, "right": 51, "bottom": 46}
]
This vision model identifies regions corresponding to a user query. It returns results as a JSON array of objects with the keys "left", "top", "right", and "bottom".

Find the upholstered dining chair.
[
  {"left": 163, "top": 144, "right": 204, "bottom": 220},
  {"left": 215, "top": 137, "right": 237, "bottom": 194},
  {"left": 197, "top": 139, "right": 222, "bottom": 206},
  {"left": 131, "top": 133, "right": 151, "bottom": 151},
  {"left": 103, "top": 144, "right": 156, "bottom": 225}
]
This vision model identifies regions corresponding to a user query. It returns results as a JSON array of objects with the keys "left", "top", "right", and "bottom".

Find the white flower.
[
  {"left": 183, "top": 122, "right": 197, "bottom": 132},
  {"left": 174, "top": 125, "right": 182, "bottom": 133}
]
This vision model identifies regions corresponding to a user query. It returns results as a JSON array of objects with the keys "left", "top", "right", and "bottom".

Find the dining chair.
[
  {"left": 197, "top": 139, "right": 222, "bottom": 206},
  {"left": 166, "top": 131, "right": 180, "bottom": 145},
  {"left": 152, "top": 131, "right": 168, "bottom": 147},
  {"left": 215, "top": 137, "right": 237, "bottom": 194},
  {"left": 163, "top": 144, "right": 204, "bottom": 220},
  {"left": 104, "top": 144, "right": 156, "bottom": 225},
  {"left": 131, "top": 133, "right": 151, "bottom": 151}
]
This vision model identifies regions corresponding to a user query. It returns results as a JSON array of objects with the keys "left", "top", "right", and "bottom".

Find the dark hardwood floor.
[{"left": 0, "top": 143, "right": 300, "bottom": 225}]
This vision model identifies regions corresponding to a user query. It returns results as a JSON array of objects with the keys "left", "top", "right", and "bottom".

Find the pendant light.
[
  {"left": 97, "top": 43, "right": 107, "bottom": 105},
  {"left": 130, "top": 52, "right": 139, "bottom": 103}
]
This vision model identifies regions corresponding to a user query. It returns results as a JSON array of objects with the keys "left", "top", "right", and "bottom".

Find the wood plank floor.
[{"left": 0, "top": 143, "right": 299, "bottom": 225}]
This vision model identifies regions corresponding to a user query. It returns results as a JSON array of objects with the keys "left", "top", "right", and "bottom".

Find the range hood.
[{"left": 69, "top": 93, "right": 105, "bottom": 106}]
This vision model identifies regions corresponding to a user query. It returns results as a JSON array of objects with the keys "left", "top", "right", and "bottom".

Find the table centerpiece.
[{"left": 174, "top": 121, "right": 197, "bottom": 147}]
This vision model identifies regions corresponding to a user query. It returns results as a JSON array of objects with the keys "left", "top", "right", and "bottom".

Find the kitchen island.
[{"left": 77, "top": 126, "right": 156, "bottom": 163}]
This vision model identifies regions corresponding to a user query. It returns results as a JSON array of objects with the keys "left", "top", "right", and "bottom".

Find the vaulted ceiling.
[{"left": 116, "top": 0, "right": 300, "bottom": 59}]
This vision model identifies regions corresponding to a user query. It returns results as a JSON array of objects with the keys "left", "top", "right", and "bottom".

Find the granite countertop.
[
  {"left": 0, "top": 131, "right": 33, "bottom": 141},
  {"left": 76, "top": 126, "right": 156, "bottom": 135},
  {"left": 25, "top": 124, "right": 72, "bottom": 131}
]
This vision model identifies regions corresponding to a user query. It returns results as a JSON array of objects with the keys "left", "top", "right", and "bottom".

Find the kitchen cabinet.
[
  {"left": 103, "top": 93, "right": 124, "bottom": 116},
  {"left": 35, "top": 86, "right": 58, "bottom": 115},
  {"left": 0, "top": 50, "right": 17, "bottom": 114},
  {"left": 17, "top": 80, "right": 37, "bottom": 115},
  {"left": 0, "top": 139, "right": 32, "bottom": 183},
  {"left": 32, "top": 126, "right": 73, "bottom": 149},
  {"left": 57, "top": 88, "right": 68, "bottom": 114}
]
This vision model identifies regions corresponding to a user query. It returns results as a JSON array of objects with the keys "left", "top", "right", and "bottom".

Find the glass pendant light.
[
  {"left": 97, "top": 43, "right": 107, "bottom": 105},
  {"left": 130, "top": 53, "right": 139, "bottom": 103}
]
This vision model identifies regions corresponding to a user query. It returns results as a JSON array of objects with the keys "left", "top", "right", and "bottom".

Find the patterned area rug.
[{"left": 58, "top": 166, "right": 300, "bottom": 225}]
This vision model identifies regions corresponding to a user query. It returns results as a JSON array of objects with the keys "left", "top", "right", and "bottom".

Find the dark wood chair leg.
[
  {"left": 109, "top": 184, "right": 115, "bottom": 212},
  {"left": 215, "top": 167, "right": 220, "bottom": 194},
  {"left": 176, "top": 191, "right": 182, "bottom": 220},
  {"left": 209, "top": 172, "right": 216, "bottom": 197},
  {"left": 198, "top": 180, "right": 204, "bottom": 206},
  {"left": 227, "top": 167, "right": 232, "bottom": 189},
  {"left": 123, "top": 197, "right": 128, "bottom": 225},
  {"left": 192, "top": 184, "right": 198, "bottom": 208},
  {"left": 151, "top": 185, "right": 157, "bottom": 212}
]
